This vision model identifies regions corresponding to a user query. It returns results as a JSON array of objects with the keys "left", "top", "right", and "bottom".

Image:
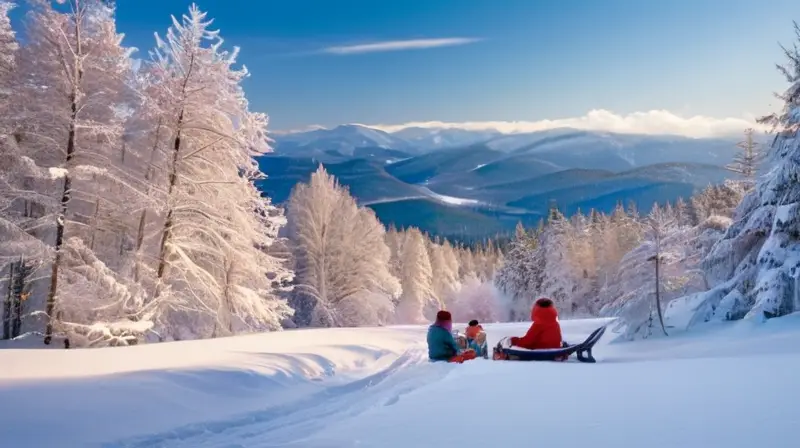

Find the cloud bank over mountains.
[
  {"left": 364, "top": 109, "right": 768, "bottom": 138},
  {"left": 281, "top": 109, "right": 767, "bottom": 139}
]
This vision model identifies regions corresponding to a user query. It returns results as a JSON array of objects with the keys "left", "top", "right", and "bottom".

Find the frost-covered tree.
[
  {"left": 0, "top": 1, "right": 298, "bottom": 346},
  {"left": 457, "top": 243, "right": 476, "bottom": 280},
  {"left": 0, "top": 1, "right": 17, "bottom": 93},
  {"left": 602, "top": 205, "right": 722, "bottom": 340},
  {"left": 645, "top": 204, "right": 675, "bottom": 336},
  {"left": 427, "top": 238, "right": 459, "bottom": 306},
  {"left": 6, "top": 0, "right": 153, "bottom": 344},
  {"left": 0, "top": 1, "right": 34, "bottom": 262},
  {"left": 677, "top": 25, "right": 800, "bottom": 325},
  {"left": 726, "top": 128, "right": 764, "bottom": 182},
  {"left": 384, "top": 225, "right": 405, "bottom": 284},
  {"left": 476, "top": 239, "right": 503, "bottom": 281},
  {"left": 287, "top": 166, "right": 399, "bottom": 327},
  {"left": 674, "top": 197, "right": 690, "bottom": 227},
  {"left": 137, "top": 4, "right": 293, "bottom": 338},
  {"left": 440, "top": 239, "right": 462, "bottom": 287},
  {"left": 495, "top": 222, "right": 536, "bottom": 318},
  {"left": 538, "top": 206, "right": 578, "bottom": 312},
  {"left": 689, "top": 182, "right": 748, "bottom": 224},
  {"left": 396, "top": 227, "right": 435, "bottom": 324}
]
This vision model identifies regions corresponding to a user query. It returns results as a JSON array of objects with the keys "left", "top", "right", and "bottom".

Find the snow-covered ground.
[{"left": 2, "top": 316, "right": 799, "bottom": 447}]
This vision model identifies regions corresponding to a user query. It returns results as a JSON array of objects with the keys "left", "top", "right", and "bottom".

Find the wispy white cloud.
[
  {"left": 270, "top": 124, "right": 327, "bottom": 135},
  {"left": 359, "top": 109, "right": 769, "bottom": 139},
  {"left": 321, "top": 37, "right": 481, "bottom": 55}
]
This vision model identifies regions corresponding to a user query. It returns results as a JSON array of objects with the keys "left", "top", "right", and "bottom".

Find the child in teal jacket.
[{"left": 427, "top": 310, "right": 476, "bottom": 363}]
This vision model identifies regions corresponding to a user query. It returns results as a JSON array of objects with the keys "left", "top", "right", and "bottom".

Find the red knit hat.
[{"left": 436, "top": 310, "right": 452, "bottom": 321}]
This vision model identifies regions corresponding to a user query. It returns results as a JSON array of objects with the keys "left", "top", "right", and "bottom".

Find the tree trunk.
[
  {"left": 45, "top": 8, "right": 83, "bottom": 345},
  {"left": 134, "top": 119, "right": 163, "bottom": 283},
  {"left": 133, "top": 210, "right": 147, "bottom": 282},
  {"left": 154, "top": 109, "right": 183, "bottom": 289},
  {"left": 3, "top": 262, "right": 13, "bottom": 340},
  {"left": 221, "top": 258, "right": 235, "bottom": 335},
  {"left": 44, "top": 92, "right": 79, "bottom": 344},
  {"left": 90, "top": 197, "right": 100, "bottom": 250},
  {"left": 316, "top": 224, "right": 328, "bottom": 325},
  {"left": 11, "top": 258, "right": 30, "bottom": 339},
  {"left": 654, "top": 255, "right": 668, "bottom": 336},
  {"left": 154, "top": 53, "right": 195, "bottom": 299}
]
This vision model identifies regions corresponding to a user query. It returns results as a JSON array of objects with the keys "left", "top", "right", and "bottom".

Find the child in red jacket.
[
  {"left": 510, "top": 298, "right": 563, "bottom": 350},
  {"left": 465, "top": 319, "right": 483, "bottom": 341}
]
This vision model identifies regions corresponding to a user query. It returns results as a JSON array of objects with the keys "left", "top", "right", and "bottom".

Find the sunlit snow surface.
[{"left": 1, "top": 316, "right": 799, "bottom": 447}]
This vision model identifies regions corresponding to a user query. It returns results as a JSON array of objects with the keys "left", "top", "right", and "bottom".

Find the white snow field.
[{"left": 1, "top": 315, "right": 800, "bottom": 448}]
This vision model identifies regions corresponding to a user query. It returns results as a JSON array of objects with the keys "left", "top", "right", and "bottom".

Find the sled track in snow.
[{"left": 103, "top": 348, "right": 439, "bottom": 448}]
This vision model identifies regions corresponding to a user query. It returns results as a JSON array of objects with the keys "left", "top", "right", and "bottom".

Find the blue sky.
[{"left": 9, "top": 0, "right": 800, "bottom": 133}]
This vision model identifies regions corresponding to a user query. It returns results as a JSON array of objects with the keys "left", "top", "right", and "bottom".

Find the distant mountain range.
[{"left": 258, "top": 124, "right": 752, "bottom": 241}]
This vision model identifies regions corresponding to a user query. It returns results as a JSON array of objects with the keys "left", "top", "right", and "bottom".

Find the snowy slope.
[{"left": 2, "top": 317, "right": 800, "bottom": 447}]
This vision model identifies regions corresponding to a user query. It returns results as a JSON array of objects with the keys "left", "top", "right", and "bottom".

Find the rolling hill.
[
  {"left": 367, "top": 198, "right": 509, "bottom": 240},
  {"left": 260, "top": 126, "right": 744, "bottom": 240},
  {"left": 383, "top": 144, "right": 503, "bottom": 184},
  {"left": 257, "top": 156, "right": 424, "bottom": 204}
]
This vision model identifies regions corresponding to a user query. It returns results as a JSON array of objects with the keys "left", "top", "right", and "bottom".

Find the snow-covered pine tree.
[
  {"left": 726, "top": 128, "right": 764, "bottom": 183},
  {"left": 287, "top": 166, "right": 399, "bottom": 327},
  {"left": 457, "top": 243, "right": 477, "bottom": 280},
  {"left": 427, "top": 237, "right": 459, "bottom": 307},
  {"left": 494, "top": 222, "right": 530, "bottom": 314},
  {"left": 384, "top": 224, "right": 405, "bottom": 286},
  {"left": 674, "top": 197, "right": 690, "bottom": 227},
  {"left": 396, "top": 227, "right": 435, "bottom": 324},
  {"left": 538, "top": 205, "right": 578, "bottom": 313},
  {"left": 690, "top": 182, "right": 748, "bottom": 224},
  {"left": 481, "top": 239, "right": 502, "bottom": 281},
  {"left": 441, "top": 239, "right": 462, "bottom": 288},
  {"left": 688, "top": 24, "right": 800, "bottom": 323},
  {"left": 564, "top": 209, "right": 596, "bottom": 312},
  {"left": 140, "top": 4, "right": 293, "bottom": 338}
]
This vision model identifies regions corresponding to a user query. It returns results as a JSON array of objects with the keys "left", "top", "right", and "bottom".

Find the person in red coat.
[{"left": 510, "top": 298, "right": 563, "bottom": 350}]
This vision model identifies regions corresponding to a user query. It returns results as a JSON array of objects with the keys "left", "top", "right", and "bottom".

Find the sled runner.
[
  {"left": 453, "top": 329, "right": 489, "bottom": 359},
  {"left": 492, "top": 324, "right": 607, "bottom": 363}
]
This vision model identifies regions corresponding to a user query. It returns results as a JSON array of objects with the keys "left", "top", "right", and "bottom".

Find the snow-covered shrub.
[{"left": 446, "top": 277, "right": 505, "bottom": 323}]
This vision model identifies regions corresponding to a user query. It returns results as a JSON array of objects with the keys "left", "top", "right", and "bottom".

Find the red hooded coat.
[{"left": 510, "top": 298, "right": 563, "bottom": 350}]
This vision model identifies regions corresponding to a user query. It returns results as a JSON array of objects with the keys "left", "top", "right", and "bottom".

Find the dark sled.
[{"left": 492, "top": 325, "right": 607, "bottom": 363}]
